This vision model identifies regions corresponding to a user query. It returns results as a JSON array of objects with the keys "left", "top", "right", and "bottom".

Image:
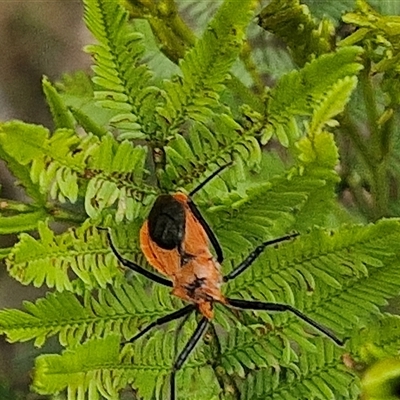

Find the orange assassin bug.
[{"left": 107, "top": 164, "right": 343, "bottom": 399}]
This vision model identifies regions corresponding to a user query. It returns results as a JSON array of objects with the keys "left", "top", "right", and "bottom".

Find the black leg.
[
  {"left": 170, "top": 316, "right": 209, "bottom": 400},
  {"left": 226, "top": 298, "right": 343, "bottom": 346},
  {"left": 223, "top": 233, "right": 299, "bottom": 282},
  {"left": 125, "top": 305, "right": 195, "bottom": 344},
  {"left": 105, "top": 229, "right": 173, "bottom": 287},
  {"left": 187, "top": 200, "right": 224, "bottom": 263},
  {"left": 173, "top": 308, "right": 193, "bottom": 361}
]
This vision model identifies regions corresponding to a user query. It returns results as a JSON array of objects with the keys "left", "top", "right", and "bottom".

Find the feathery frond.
[
  {"left": 83, "top": 0, "right": 160, "bottom": 140},
  {"left": 225, "top": 219, "right": 400, "bottom": 336},
  {"left": 84, "top": 134, "right": 156, "bottom": 222},
  {"left": 239, "top": 338, "right": 360, "bottom": 400},
  {"left": 261, "top": 46, "right": 363, "bottom": 145},
  {"left": 158, "top": 0, "right": 257, "bottom": 131},
  {"left": 6, "top": 222, "right": 121, "bottom": 292},
  {"left": 0, "top": 121, "right": 94, "bottom": 204},
  {"left": 160, "top": 117, "right": 261, "bottom": 191},
  {"left": 0, "top": 276, "right": 177, "bottom": 347},
  {"left": 258, "top": 0, "right": 336, "bottom": 66}
]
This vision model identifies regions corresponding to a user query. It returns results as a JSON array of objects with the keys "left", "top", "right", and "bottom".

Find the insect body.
[
  {"left": 107, "top": 165, "right": 343, "bottom": 400},
  {"left": 140, "top": 192, "right": 225, "bottom": 319}
]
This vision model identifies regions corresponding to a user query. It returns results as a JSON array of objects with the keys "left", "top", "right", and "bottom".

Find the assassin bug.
[{"left": 107, "top": 164, "right": 343, "bottom": 399}]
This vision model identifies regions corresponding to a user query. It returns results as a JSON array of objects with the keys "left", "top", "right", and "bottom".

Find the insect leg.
[
  {"left": 126, "top": 305, "right": 195, "bottom": 343},
  {"left": 173, "top": 308, "right": 193, "bottom": 362},
  {"left": 187, "top": 200, "right": 224, "bottom": 263},
  {"left": 105, "top": 229, "right": 173, "bottom": 287},
  {"left": 223, "top": 233, "right": 299, "bottom": 282},
  {"left": 170, "top": 316, "right": 209, "bottom": 400},
  {"left": 226, "top": 298, "right": 343, "bottom": 346}
]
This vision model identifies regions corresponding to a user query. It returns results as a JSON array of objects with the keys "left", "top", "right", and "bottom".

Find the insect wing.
[{"left": 140, "top": 221, "right": 180, "bottom": 277}]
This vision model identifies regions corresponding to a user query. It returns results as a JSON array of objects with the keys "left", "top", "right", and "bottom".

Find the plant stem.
[
  {"left": 361, "top": 62, "right": 380, "bottom": 148},
  {"left": 339, "top": 111, "right": 373, "bottom": 174},
  {"left": 0, "top": 199, "right": 33, "bottom": 212},
  {"left": 0, "top": 247, "right": 12, "bottom": 259},
  {"left": 208, "top": 322, "right": 240, "bottom": 400},
  {"left": 240, "top": 41, "right": 265, "bottom": 95},
  {"left": 360, "top": 62, "right": 392, "bottom": 219},
  {"left": 49, "top": 207, "right": 87, "bottom": 224}
]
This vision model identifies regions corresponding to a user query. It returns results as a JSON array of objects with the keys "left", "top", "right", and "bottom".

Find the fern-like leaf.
[
  {"left": 33, "top": 330, "right": 219, "bottom": 400},
  {"left": 258, "top": 0, "right": 336, "bottom": 66},
  {"left": 42, "top": 76, "right": 75, "bottom": 130},
  {"left": 225, "top": 220, "right": 400, "bottom": 337},
  {"left": 0, "top": 203, "right": 48, "bottom": 234},
  {"left": 0, "top": 121, "right": 156, "bottom": 221},
  {"left": 349, "top": 313, "right": 400, "bottom": 363},
  {"left": 261, "top": 46, "right": 363, "bottom": 145},
  {"left": 84, "top": 134, "right": 157, "bottom": 221},
  {"left": 159, "top": 0, "right": 257, "bottom": 130},
  {"left": 33, "top": 335, "right": 123, "bottom": 400},
  {"left": 239, "top": 338, "right": 360, "bottom": 400},
  {"left": 160, "top": 117, "right": 261, "bottom": 191},
  {"left": 0, "top": 139, "right": 45, "bottom": 205},
  {"left": 0, "top": 276, "right": 177, "bottom": 347},
  {"left": 6, "top": 221, "right": 121, "bottom": 292},
  {"left": 84, "top": 0, "right": 160, "bottom": 140},
  {"left": 0, "top": 121, "right": 95, "bottom": 203}
]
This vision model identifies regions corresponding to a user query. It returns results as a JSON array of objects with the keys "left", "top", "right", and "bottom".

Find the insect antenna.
[
  {"left": 186, "top": 162, "right": 232, "bottom": 263},
  {"left": 188, "top": 161, "right": 233, "bottom": 197}
]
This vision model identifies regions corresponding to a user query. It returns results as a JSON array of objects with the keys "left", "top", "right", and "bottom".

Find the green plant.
[{"left": 1, "top": 0, "right": 400, "bottom": 399}]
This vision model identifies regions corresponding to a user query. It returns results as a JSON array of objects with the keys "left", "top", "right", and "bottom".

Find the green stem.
[
  {"left": 126, "top": 0, "right": 195, "bottom": 62},
  {"left": 208, "top": 322, "right": 240, "bottom": 400},
  {"left": 336, "top": 125, "right": 373, "bottom": 220},
  {"left": 0, "top": 247, "right": 12, "bottom": 259},
  {"left": 49, "top": 207, "right": 87, "bottom": 224},
  {"left": 361, "top": 63, "right": 380, "bottom": 149},
  {"left": 0, "top": 199, "right": 33, "bottom": 212},
  {"left": 358, "top": 62, "right": 392, "bottom": 219},
  {"left": 339, "top": 111, "right": 374, "bottom": 175},
  {"left": 240, "top": 41, "right": 265, "bottom": 95},
  {"left": 372, "top": 109, "right": 394, "bottom": 219},
  {"left": 371, "top": 163, "right": 389, "bottom": 219}
]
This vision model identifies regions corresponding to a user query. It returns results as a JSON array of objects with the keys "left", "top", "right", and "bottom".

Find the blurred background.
[{"left": 0, "top": 2, "right": 90, "bottom": 398}]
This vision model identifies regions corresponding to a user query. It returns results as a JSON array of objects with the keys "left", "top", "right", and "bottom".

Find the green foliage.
[
  {"left": 258, "top": 0, "right": 336, "bottom": 66},
  {"left": 84, "top": 0, "right": 156, "bottom": 140},
  {"left": 1, "top": 0, "right": 400, "bottom": 399},
  {"left": 260, "top": 47, "right": 362, "bottom": 146},
  {"left": 6, "top": 221, "right": 121, "bottom": 292},
  {"left": 158, "top": 0, "right": 256, "bottom": 129},
  {"left": 347, "top": 314, "right": 400, "bottom": 400},
  {"left": 0, "top": 275, "right": 177, "bottom": 347},
  {"left": 239, "top": 338, "right": 360, "bottom": 400}
]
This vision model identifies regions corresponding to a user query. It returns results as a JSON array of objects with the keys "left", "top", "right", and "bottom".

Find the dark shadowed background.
[{"left": 0, "top": 2, "right": 90, "bottom": 397}]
